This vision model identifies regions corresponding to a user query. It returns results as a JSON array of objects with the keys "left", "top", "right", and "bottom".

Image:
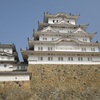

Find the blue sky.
[{"left": 0, "top": 0, "right": 100, "bottom": 61}]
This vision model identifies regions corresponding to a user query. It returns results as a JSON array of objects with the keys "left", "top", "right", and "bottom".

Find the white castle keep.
[{"left": 21, "top": 12, "right": 100, "bottom": 64}]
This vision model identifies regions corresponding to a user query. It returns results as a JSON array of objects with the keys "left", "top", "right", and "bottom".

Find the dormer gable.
[
  {"left": 41, "top": 26, "right": 57, "bottom": 32},
  {"left": 56, "top": 19, "right": 72, "bottom": 25},
  {"left": 73, "top": 28, "right": 87, "bottom": 34}
]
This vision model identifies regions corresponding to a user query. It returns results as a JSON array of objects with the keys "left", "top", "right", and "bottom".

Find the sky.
[{"left": 0, "top": 0, "right": 100, "bottom": 61}]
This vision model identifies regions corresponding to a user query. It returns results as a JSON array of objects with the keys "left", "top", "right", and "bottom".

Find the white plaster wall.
[
  {"left": 0, "top": 56, "right": 14, "bottom": 61},
  {"left": 34, "top": 43, "right": 99, "bottom": 52},
  {"left": 69, "top": 20, "right": 75, "bottom": 25},
  {"left": 48, "top": 18, "right": 62, "bottom": 24},
  {"left": 54, "top": 28, "right": 74, "bottom": 33},
  {"left": 28, "top": 55, "right": 38, "bottom": 62},
  {"left": 0, "top": 64, "right": 13, "bottom": 71},
  {"left": 92, "top": 57, "right": 100, "bottom": 62},
  {"left": 39, "top": 35, "right": 60, "bottom": 41},
  {"left": 28, "top": 55, "right": 100, "bottom": 64},
  {"left": 29, "top": 61, "right": 100, "bottom": 64},
  {"left": 55, "top": 45, "right": 81, "bottom": 52},
  {"left": 34, "top": 44, "right": 55, "bottom": 51},
  {"left": 80, "top": 46, "right": 99, "bottom": 52},
  {"left": 0, "top": 75, "right": 30, "bottom": 82}
]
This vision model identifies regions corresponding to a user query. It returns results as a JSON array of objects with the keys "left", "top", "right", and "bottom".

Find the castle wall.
[{"left": 28, "top": 64, "right": 100, "bottom": 100}]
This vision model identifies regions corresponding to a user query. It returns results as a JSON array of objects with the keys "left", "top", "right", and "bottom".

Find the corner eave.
[{"left": 20, "top": 49, "right": 28, "bottom": 62}]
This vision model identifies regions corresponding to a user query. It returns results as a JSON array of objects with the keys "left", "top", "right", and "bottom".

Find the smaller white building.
[{"left": 0, "top": 44, "right": 30, "bottom": 82}]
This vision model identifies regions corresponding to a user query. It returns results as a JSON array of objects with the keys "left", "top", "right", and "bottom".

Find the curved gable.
[
  {"left": 73, "top": 27, "right": 87, "bottom": 34},
  {"left": 55, "top": 37, "right": 82, "bottom": 45},
  {"left": 41, "top": 26, "right": 58, "bottom": 32}
]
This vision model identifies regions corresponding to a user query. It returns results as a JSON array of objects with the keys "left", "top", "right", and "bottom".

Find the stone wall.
[
  {"left": 28, "top": 64, "right": 100, "bottom": 100},
  {"left": 0, "top": 81, "right": 31, "bottom": 100},
  {"left": 0, "top": 64, "right": 99, "bottom": 100}
]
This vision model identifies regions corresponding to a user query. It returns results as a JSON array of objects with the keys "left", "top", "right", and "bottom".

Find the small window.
[
  {"left": 68, "top": 57, "right": 73, "bottom": 61},
  {"left": 85, "top": 39, "right": 87, "bottom": 41},
  {"left": 38, "top": 47, "right": 43, "bottom": 51},
  {"left": 81, "top": 57, "right": 83, "bottom": 61},
  {"left": 38, "top": 47, "right": 40, "bottom": 50},
  {"left": 4, "top": 64, "right": 7, "bottom": 67},
  {"left": 68, "top": 57, "right": 70, "bottom": 61},
  {"left": 71, "top": 57, "right": 73, "bottom": 61},
  {"left": 21, "top": 66, "right": 25, "bottom": 70},
  {"left": 78, "top": 57, "right": 83, "bottom": 61},
  {"left": 48, "top": 47, "right": 52, "bottom": 51},
  {"left": 58, "top": 57, "right": 60, "bottom": 61},
  {"left": 38, "top": 57, "right": 43, "bottom": 61},
  {"left": 61, "top": 57, "right": 63, "bottom": 61},
  {"left": 83, "top": 39, "right": 87, "bottom": 42},
  {"left": 52, "top": 38, "right": 54, "bottom": 41},
  {"left": 45, "top": 38, "right": 47, "bottom": 40},
  {"left": 53, "top": 20, "right": 55, "bottom": 23},
  {"left": 81, "top": 48, "right": 86, "bottom": 51},
  {"left": 78, "top": 57, "right": 80, "bottom": 61},
  {"left": 43, "top": 37, "right": 47, "bottom": 40},
  {"left": 58, "top": 57, "right": 63, "bottom": 61},
  {"left": 91, "top": 48, "right": 95, "bottom": 51},
  {"left": 88, "top": 57, "right": 92, "bottom": 61},
  {"left": 15, "top": 77, "right": 17, "bottom": 79},
  {"left": 17, "top": 66, "right": 19, "bottom": 69},
  {"left": 67, "top": 21, "right": 69, "bottom": 23},
  {"left": 48, "top": 57, "right": 53, "bottom": 61},
  {"left": 41, "top": 47, "right": 43, "bottom": 50}
]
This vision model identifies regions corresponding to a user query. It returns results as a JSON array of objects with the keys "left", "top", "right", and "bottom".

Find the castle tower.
[{"left": 21, "top": 12, "right": 100, "bottom": 64}]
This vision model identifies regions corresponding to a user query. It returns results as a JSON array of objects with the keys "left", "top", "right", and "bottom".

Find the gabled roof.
[
  {"left": 73, "top": 27, "right": 97, "bottom": 39},
  {"left": 41, "top": 26, "right": 58, "bottom": 33},
  {"left": 73, "top": 27, "right": 87, "bottom": 34},
  {"left": 44, "top": 12, "right": 80, "bottom": 23}
]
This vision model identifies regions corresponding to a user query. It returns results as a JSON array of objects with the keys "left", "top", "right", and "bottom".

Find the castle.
[
  {"left": 21, "top": 12, "right": 100, "bottom": 64},
  {"left": 0, "top": 12, "right": 100, "bottom": 82}
]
